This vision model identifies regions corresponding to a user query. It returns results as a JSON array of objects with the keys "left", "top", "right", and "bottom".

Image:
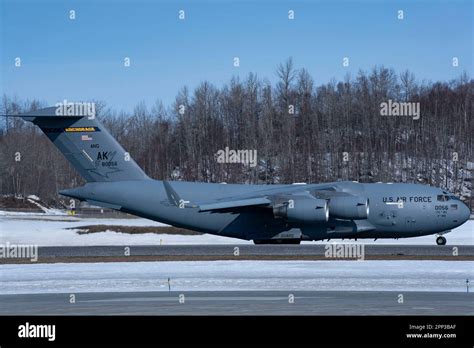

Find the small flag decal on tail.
[{"left": 81, "top": 135, "right": 92, "bottom": 141}]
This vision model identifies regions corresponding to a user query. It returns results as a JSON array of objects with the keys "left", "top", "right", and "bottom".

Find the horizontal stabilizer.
[
  {"left": 59, "top": 188, "right": 122, "bottom": 210},
  {"left": 6, "top": 107, "right": 85, "bottom": 121},
  {"left": 86, "top": 199, "right": 122, "bottom": 210}
]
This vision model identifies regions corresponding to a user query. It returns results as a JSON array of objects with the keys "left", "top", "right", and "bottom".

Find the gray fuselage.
[{"left": 62, "top": 180, "right": 471, "bottom": 242}]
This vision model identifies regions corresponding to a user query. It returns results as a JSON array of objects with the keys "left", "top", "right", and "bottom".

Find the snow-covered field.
[
  {"left": 0, "top": 213, "right": 247, "bottom": 245},
  {"left": 1, "top": 260, "right": 472, "bottom": 294},
  {"left": 0, "top": 211, "right": 472, "bottom": 246}
]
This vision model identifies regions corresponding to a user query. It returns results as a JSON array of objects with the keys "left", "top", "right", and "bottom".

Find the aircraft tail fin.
[{"left": 12, "top": 106, "right": 149, "bottom": 182}]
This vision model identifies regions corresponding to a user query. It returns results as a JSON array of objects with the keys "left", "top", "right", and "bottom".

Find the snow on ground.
[
  {"left": 0, "top": 212, "right": 248, "bottom": 246},
  {"left": 0, "top": 210, "right": 472, "bottom": 246},
  {"left": 0, "top": 210, "right": 66, "bottom": 217},
  {"left": 0, "top": 260, "right": 472, "bottom": 294},
  {"left": 26, "top": 195, "right": 68, "bottom": 215}
]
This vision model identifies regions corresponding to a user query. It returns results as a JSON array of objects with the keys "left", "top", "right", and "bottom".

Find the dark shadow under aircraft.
[{"left": 10, "top": 107, "right": 471, "bottom": 245}]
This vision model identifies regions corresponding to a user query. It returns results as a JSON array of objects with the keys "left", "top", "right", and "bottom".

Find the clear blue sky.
[{"left": 1, "top": 0, "right": 472, "bottom": 112}]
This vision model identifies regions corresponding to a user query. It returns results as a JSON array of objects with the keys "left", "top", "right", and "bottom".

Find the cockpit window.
[
  {"left": 437, "top": 195, "right": 451, "bottom": 201},
  {"left": 450, "top": 195, "right": 459, "bottom": 200},
  {"left": 451, "top": 204, "right": 458, "bottom": 210}
]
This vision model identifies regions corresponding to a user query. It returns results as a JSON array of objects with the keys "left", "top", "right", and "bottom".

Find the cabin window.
[
  {"left": 451, "top": 204, "right": 458, "bottom": 210},
  {"left": 437, "top": 195, "right": 451, "bottom": 201}
]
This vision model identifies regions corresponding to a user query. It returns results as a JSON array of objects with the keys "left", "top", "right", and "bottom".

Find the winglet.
[{"left": 163, "top": 181, "right": 181, "bottom": 207}]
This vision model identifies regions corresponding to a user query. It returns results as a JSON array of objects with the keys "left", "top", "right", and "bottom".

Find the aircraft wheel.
[{"left": 436, "top": 236, "right": 446, "bottom": 245}]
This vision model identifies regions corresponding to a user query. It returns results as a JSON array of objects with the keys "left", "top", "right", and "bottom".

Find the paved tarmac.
[
  {"left": 0, "top": 291, "right": 472, "bottom": 315},
  {"left": 2, "top": 245, "right": 471, "bottom": 263},
  {"left": 36, "top": 244, "right": 474, "bottom": 256}
]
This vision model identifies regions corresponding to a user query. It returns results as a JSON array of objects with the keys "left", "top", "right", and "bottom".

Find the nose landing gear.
[{"left": 436, "top": 236, "right": 447, "bottom": 245}]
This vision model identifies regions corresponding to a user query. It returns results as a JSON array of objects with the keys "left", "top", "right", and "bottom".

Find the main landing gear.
[{"left": 436, "top": 236, "right": 447, "bottom": 245}]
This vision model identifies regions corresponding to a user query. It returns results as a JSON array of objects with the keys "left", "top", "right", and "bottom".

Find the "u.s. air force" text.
[{"left": 383, "top": 196, "right": 432, "bottom": 203}]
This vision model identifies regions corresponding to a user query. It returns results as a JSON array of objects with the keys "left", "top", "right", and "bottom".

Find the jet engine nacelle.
[
  {"left": 328, "top": 196, "right": 369, "bottom": 220},
  {"left": 273, "top": 197, "right": 329, "bottom": 223}
]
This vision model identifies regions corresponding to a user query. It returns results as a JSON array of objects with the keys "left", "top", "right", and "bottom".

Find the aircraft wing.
[
  {"left": 198, "top": 197, "right": 271, "bottom": 212},
  {"left": 196, "top": 188, "right": 359, "bottom": 213},
  {"left": 195, "top": 187, "right": 341, "bottom": 212},
  {"left": 163, "top": 181, "right": 272, "bottom": 212},
  {"left": 163, "top": 181, "right": 369, "bottom": 220},
  {"left": 197, "top": 185, "right": 370, "bottom": 222}
]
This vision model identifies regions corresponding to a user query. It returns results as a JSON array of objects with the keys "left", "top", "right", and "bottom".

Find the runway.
[
  {"left": 0, "top": 290, "right": 472, "bottom": 315},
  {"left": 2, "top": 244, "right": 474, "bottom": 263}
]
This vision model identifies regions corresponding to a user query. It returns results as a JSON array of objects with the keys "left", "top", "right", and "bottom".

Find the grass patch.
[{"left": 68, "top": 225, "right": 203, "bottom": 235}]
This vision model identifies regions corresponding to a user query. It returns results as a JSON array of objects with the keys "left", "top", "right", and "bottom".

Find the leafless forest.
[{"left": 1, "top": 61, "right": 472, "bottom": 207}]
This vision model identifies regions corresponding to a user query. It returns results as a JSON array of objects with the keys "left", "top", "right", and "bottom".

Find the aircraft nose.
[{"left": 460, "top": 202, "right": 471, "bottom": 223}]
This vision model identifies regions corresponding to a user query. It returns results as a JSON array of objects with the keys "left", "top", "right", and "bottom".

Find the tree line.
[{"left": 1, "top": 60, "right": 472, "bottom": 207}]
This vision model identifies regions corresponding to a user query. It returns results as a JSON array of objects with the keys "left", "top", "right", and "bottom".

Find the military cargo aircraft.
[{"left": 10, "top": 107, "right": 471, "bottom": 245}]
